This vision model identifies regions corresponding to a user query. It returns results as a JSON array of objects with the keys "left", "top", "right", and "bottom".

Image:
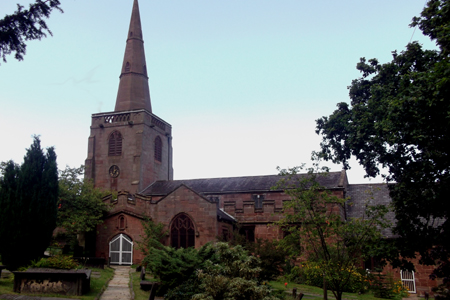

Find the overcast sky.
[{"left": 0, "top": 0, "right": 437, "bottom": 183}]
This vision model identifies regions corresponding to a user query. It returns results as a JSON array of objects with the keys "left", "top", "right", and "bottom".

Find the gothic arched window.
[
  {"left": 154, "top": 136, "right": 162, "bottom": 162},
  {"left": 171, "top": 214, "right": 195, "bottom": 249},
  {"left": 108, "top": 131, "right": 123, "bottom": 156}
]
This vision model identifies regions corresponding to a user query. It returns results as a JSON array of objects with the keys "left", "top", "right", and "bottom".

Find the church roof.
[
  {"left": 115, "top": 0, "right": 152, "bottom": 112},
  {"left": 140, "top": 171, "right": 345, "bottom": 196},
  {"left": 345, "top": 183, "right": 396, "bottom": 238}
]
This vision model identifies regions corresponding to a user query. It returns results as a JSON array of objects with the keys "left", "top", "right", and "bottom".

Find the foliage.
[
  {"left": 220, "top": 225, "right": 289, "bottom": 281},
  {"left": 411, "top": 0, "right": 450, "bottom": 54},
  {"left": 369, "top": 273, "right": 408, "bottom": 300},
  {"left": 164, "top": 278, "right": 203, "bottom": 300},
  {"left": 289, "top": 261, "right": 369, "bottom": 293},
  {"left": 57, "top": 165, "right": 110, "bottom": 247},
  {"left": 143, "top": 242, "right": 216, "bottom": 296},
  {"left": 432, "top": 282, "right": 450, "bottom": 300},
  {"left": 247, "top": 238, "right": 288, "bottom": 281},
  {"left": 391, "top": 280, "right": 409, "bottom": 299},
  {"left": 0, "top": 0, "right": 63, "bottom": 64},
  {"left": 192, "top": 242, "right": 281, "bottom": 300},
  {"left": 29, "top": 255, "right": 80, "bottom": 269},
  {"left": 274, "top": 162, "right": 390, "bottom": 300},
  {"left": 315, "top": 0, "right": 450, "bottom": 280},
  {"left": 0, "top": 136, "right": 58, "bottom": 270},
  {"left": 138, "top": 217, "right": 168, "bottom": 256},
  {"left": 218, "top": 224, "right": 249, "bottom": 248}
]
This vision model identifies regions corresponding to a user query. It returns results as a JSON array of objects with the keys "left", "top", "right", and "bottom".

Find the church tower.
[{"left": 85, "top": 0, "right": 173, "bottom": 194}]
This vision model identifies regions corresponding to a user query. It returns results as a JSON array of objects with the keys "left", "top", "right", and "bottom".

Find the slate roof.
[
  {"left": 140, "top": 171, "right": 345, "bottom": 196},
  {"left": 218, "top": 208, "right": 236, "bottom": 223},
  {"left": 345, "top": 183, "right": 397, "bottom": 238}
]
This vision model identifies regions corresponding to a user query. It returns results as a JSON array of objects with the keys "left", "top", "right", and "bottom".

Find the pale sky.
[{"left": 0, "top": 0, "right": 437, "bottom": 183}]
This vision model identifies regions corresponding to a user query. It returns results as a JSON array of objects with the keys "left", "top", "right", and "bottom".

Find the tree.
[
  {"left": 275, "top": 163, "right": 389, "bottom": 300},
  {"left": 315, "top": 0, "right": 450, "bottom": 280},
  {"left": 0, "top": 136, "right": 58, "bottom": 270},
  {"left": 57, "top": 166, "right": 110, "bottom": 249},
  {"left": 0, "top": 0, "right": 63, "bottom": 64}
]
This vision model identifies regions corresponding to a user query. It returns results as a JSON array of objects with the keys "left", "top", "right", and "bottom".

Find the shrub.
[
  {"left": 192, "top": 242, "right": 282, "bottom": 300},
  {"left": 143, "top": 243, "right": 216, "bottom": 296},
  {"left": 164, "top": 278, "right": 203, "bottom": 300},
  {"left": 248, "top": 239, "right": 288, "bottom": 281},
  {"left": 29, "top": 255, "right": 79, "bottom": 269},
  {"left": 290, "top": 261, "right": 369, "bottom": 293},
  {"left": 432, "top": 282, "right": 450, "bottom": 300},
  {"left": 370, "top": 273, "right": 408, "bottom": 299}
]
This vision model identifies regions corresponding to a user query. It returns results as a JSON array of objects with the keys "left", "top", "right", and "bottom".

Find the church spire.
[{"left": 115, "top": 0, "right": 152, "bottom": 112}]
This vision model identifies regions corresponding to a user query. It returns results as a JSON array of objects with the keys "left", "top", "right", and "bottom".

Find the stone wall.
[
  {"left": 85, "top": 110, "right": 173, "bottom": 194},
  {"left": 151, "top": 185, "right": 218, "bottom": 248},
  {"left": 383, "top": 257, "right": 439, "bottom": 295}
]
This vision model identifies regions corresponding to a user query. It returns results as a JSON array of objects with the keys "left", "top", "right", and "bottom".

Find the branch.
[{"left": 0, "top": 0, "right": 63, "bottom": 63}]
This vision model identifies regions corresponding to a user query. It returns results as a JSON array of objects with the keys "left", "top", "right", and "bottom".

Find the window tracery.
[{"left": 171, "top": 214, "right": 195, "bottom": 249}]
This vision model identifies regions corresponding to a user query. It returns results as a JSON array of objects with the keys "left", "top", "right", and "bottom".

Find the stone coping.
[{"left": 14, "top": 269, "right": 91, "bottom": 278}]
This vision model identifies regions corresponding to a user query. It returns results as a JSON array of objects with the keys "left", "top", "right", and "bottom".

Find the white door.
[{"left": 109, "top": 234, "right": 133, "bottom": 265}]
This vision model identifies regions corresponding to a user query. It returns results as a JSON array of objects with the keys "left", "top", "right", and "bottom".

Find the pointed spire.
[{"left": 115, "top": 0, "right": 152, "bottom": 112}]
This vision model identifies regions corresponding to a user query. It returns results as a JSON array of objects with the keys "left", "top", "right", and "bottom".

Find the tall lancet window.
[
  {"left": 154, "top": 136, "right": 162, "bottom": 162},
  {"left": 171, "top": 214, "right": 195, "bottom": 249},
  {"left": 125, "top": 62, "right": 130, "bottom": 72},
  {"left": 108, "top": 131, "right": 123, "bottom": 156}
]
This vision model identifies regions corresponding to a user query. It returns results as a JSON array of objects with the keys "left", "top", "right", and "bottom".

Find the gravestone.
[{"left": 13, "top": 268, "right": 91, "bottom": 296}]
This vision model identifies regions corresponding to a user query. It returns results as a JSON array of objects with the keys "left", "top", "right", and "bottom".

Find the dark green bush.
[
  {"left": 164, "top": 278, "right": 203, "bottom": 300},
  {"left": 29, "top": 255, "right": 79, "bottom": 269},
  {"left": 143, "top": 243, "right": 216, "bottom": 295},
  {"left": 248, "top": 238, "right": 288, "bottom": 281},
  {"left": 192, "top": 242, "right": 281, "bottom": 300}
]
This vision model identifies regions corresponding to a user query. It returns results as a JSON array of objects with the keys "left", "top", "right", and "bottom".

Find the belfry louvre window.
[
  {"left": 171, "top": 214, "right": 195, "bottom": 249},
  {"left": 109, "top": 131, "right": 123, "bottom": 156},
  {"left": 154, "top": 136, "right": 162, "bottom": 162}
]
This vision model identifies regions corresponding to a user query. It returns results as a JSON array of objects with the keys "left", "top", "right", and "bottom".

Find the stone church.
[{"left": 83, "top": 0, "right": 433, "bottom": 294}]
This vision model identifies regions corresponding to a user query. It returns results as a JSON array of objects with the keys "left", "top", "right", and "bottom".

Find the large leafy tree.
[
  {"left": 0, "top": 0, "right": 63, "bottom": 64},
  {"left": 0, "top": 136, "right": 58, "bottom": 270},
  {"left": 316, "top": 0, "right": 450, "bottom": 280},
  {"left": 275, "top": 163, "right": 389, "bottom": 300},
  {"left": 57, "top": 166, "right": 110, "bottom": 249}
]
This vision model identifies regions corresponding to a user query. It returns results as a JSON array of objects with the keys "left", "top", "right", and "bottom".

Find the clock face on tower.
[{"left": 109, "top": 165, "right": 120, "bottom": 178}]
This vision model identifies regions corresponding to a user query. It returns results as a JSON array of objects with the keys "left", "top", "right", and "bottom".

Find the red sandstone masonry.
[
  {"left": 95, "top": 184, "right": 233, "bottom": 264},
  {"left": 85, "top": 110, "right": 173, "bottom": 194}
]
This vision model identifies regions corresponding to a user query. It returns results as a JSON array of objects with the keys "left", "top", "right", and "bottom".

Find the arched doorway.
[
  {"left": 171, "top": 213, "right": 195, "bottom": 249},
  {"left": 109, "top": 234, "right": 133, "bottom": 265}
]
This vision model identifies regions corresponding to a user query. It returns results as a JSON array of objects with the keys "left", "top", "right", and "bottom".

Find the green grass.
[
  {"left": 268, "top": 280, "right": 397, "bottom": 300},
  {"left": 0, "top": 266, "right": 114, "bottom": 300},
  {"left": 0, "top": 272, "right": 14, "bottom": 295}
]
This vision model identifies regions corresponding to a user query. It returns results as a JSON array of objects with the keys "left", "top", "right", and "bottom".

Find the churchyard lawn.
[{"left": 129, "top": 267, "right": 389, "bottom": 300}]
